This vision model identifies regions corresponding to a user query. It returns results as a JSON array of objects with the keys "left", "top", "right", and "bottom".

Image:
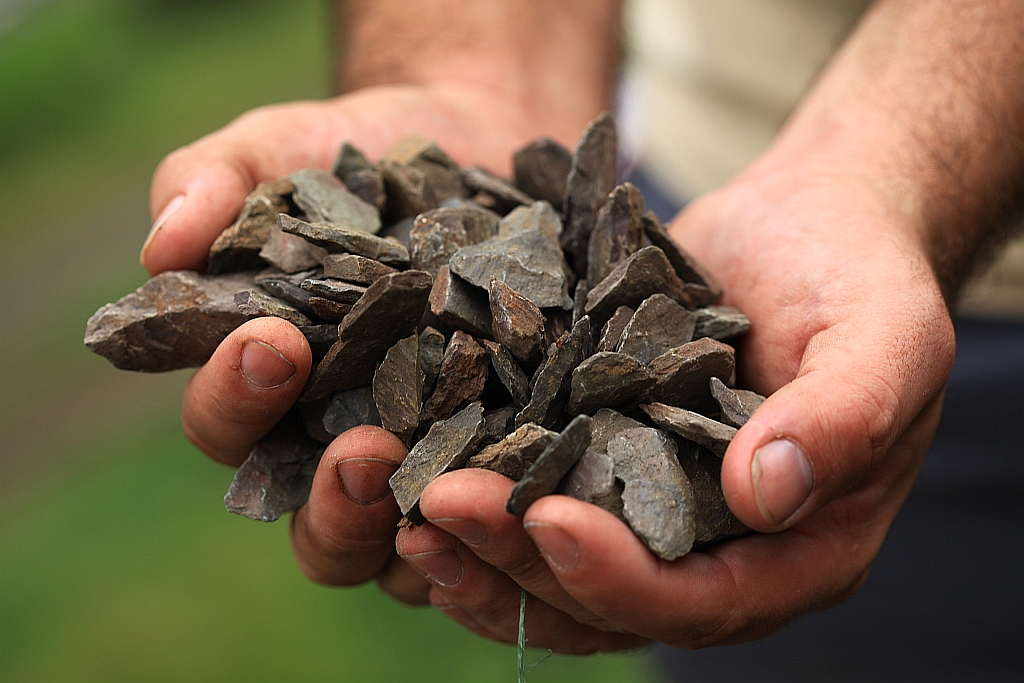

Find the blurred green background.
[{"left": 0, "top": 1, "right": 655, "bottom": 680}]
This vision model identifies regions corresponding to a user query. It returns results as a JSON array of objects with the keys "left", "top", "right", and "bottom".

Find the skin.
[{"left": 143, "top": 0, "right": 1023, "bottom": 654}]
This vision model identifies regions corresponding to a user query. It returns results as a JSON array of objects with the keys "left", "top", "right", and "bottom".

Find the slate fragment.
[
  {"left": 259, "top": 225, "right": 326, "bottom": 273},
  {"left": 389, "top": 402, "right": 486, "bottom": 522},
  {"left": 255, "top": 266, "right": 320, "bottom": 287},
  {"left": 589, "top": 408, "right": 643, "bottom": 454},
  {"left": 710, "top": 377, "right": 765, "bottom": 428},
  {"left": 299, "top": 397, "right": 336, "bottom": 445},
  {"left": 596, "top": 306, "right": 634, "bottom": 353},
  {"left": 380, "top": 160, "right": 438, "bottom": 221},
  {"left": 303, "top": 270, "right": 432, "bottom": 400},
  {"left": 587, "top": 183, "right": 645, "bottom": 285},
  {"left": 331, "top": 141, "right": 373, "bottom": 178},
  {"left": 693, "top": 306, "right": 751, "bottom": 341},
  {"left": 489, "top": 277, "right": 545, "bottom": 366},
  {"left": 289, "top": 168, "right": 382, "bottom": 234},
  {"left": 381, "top": 215, "right": 416, "bottom": 248},
  {"left": 259, "top": 278, "right": 316, "bottom": 318},
  {"left": 675, "top": 439, "right": 749, "bottom": 545},
  {"left": 563, "top": 449, "right": 624, "bottom": 520},
  {"left": 429, "top": 266, "right": 493, "bottom": 338},
  {"left": 234, "top": 289, "right": 312, "bottom": 326},
  {"left": 507, "top": 414, "right": 592, "bottom": 515},
  {"left": 300, "top": 278, "right": 368, "bottom": 305},
  {"left": 562, "top": 112, "right": 617, "bottom": 275},
  {"left": 513, "top": 137, "right": 572, "bottom": 207},
  {"left": 568, "top": 351, "right": 656, "bottom": 415},
  {"left": 85, "top": 270, "right": 254, "bottom": 372},
  {"left": 467, "top": 423, "right": 557, "bottom": 481},
  {"left": 616, "top": 293, "right": 696, "bottom": 364},
  {"left": 608, "top": 428, "right": 695, "bottom": 560},
  {"left": 418, "top": 326, "right": 446, "bottom": 396},
  {"left": 641, "top": 403, "right": 737, "bottom": 457},
  {"left": 645, "top": 338, "right": 736, "bottom": 412},
  {"left": 279, "top": 215, "right": 410, "bottom": 267},
  {"left": 419, "top": 331, "right": 490, "bottom": 429},
  {"left": 208, "top": 179, "right": 293, "bottom": 274},
  {"left": 322, "top": 253, "right": 397, "bottom": 285},
  {"left": 515, "top": 316, "right": 592, "bottom": 430},
  {"left": 385, "top": 136, "right": 464, "bottom": 203},
  {"left": 480, "top": 405, "right": 518, "bottom": 447},
  {"left": 343, "top": 168, "right": 386, "bottom": 214},
  {"left": 642, "top": 211, "right": 721, "bottom": 295},
  {"left": 297, "top": 324, "right": 339, "bottom": 356},
  {"left": 481, "top": 340, "right": 531, "bottom": 408},
  {"left": 585, "top": 246, "right": 694, "bottom": 323},
  {"left": 224, "top": 413, "right": 325, "bottom": 522},
  {"left": 323, "top": 385, "right": 382, "bottom": 436},
  {"left": 373, "top": 335, "right": 422, "bottom": 446},
  {"left": 498, "top": 201, "right": 563, "bottom": 242},
  {"left": 308, "top": 297, "right": 352, "bottom": 323},
  {"left": 572, "top": 279, "right": 589, "bottom": 326},
  {"left": 461, "top": 166, "right": 533, "bottom": 214}
]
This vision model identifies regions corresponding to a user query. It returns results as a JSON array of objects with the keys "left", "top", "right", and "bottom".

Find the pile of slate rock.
[{"left": 85, "top": 113, "right": 764, "bottom": 560}]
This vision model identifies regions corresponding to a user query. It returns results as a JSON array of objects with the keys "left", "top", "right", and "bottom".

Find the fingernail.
[
  {"left": 752, "top": 438, "right": 815, "bottom": 525},
  {"left": 524, "top": 522, "right": 578, "bottom": 572},
  {"left": 239, "top": 339, "right": 296, "bottom": 389},
  {"left": 430, "top": 518, "right": 487, "bottom": 546},
  {"left": 403, "top": 550, "right": 464, "bottom": 587},
  {"left": 336, "top": 458, "right": 399, "bottom": 505},
  {"left": 141, "top": 194, "right": 185, "bottom": 264}
]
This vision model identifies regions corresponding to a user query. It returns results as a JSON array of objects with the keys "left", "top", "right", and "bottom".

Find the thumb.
[{"left": 721, "top": 309, "right": 955, "bottom": 532}]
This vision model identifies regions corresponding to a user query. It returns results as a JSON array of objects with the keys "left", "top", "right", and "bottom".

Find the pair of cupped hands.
[{"left": 141, "top": 86, "right": 954, "bottom": 653}]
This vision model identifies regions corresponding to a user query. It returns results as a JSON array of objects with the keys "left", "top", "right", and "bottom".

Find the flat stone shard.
[
  {"left": 562, "top": 112, "right": 617, "bottom": 275},
  {"left": 710, "top": 377, "right": 765, "bottom": 428},
  {"left": 321, "top": 253, "right": 397, "bottom": 285},
  {"left": 330, "top": 141, "right": 374, "bottom": 180},
  {"left": 279, "top": 215, "right": 410, "bottom": 267},
  {"left": 563, "top": 449, "right": 624, "bottom": 519},
  {"left": 343, "top": 169, "right": 386, "bottom": 215},
  {"left": 480, "top": 405, "right": 518, "bottom": 446},
  {"left": 596, "top": 305, "right": 634, "bottom": 353},
  {"left": 419, "top": 331, "right": 490, "bottom": 428},
  {"left": 608, "top": 428, "right": 696, "bottom": 560},
  {"left": 323, "top": 385, "right": 382, "bottom": 436},
  {"left": 645, "top": 338, "right": 736, "bottom": 412},
  {"left": 85, "top": 270, "right": 254, "bottom": 372},
  {"left": 208, "top": 179, "right": 293, "bottom": 274},
  {"left": 234, "top": 289, "right": 312, "bottom": 326},
  {"left": 693, "top": 306, "right": 751, "bottom": 341},
  {"left": 289, "top": 168, "right": 382, "bottom": 234},
  {"left": 513, "top": 137, "right": 572, "bottom": 207},
  {"left": 374, "top": 335, "right": 422, "bottom": 445},
  {"left": 515, "top": 316, "right": 592, "bottom": 430},
  {"left": 461, "top": 166, "right": 533, "bottom": 214},
  {"left": 308, "top": 297, "right": 352, "bottom": 323},
  {"left": 642, "top": 211, "right": 721, "bottom": 294},
  {"left": 429, "top": 266, "right": 493, "bottom": 338},
  {"left": 304, "top": 270, "right": 433, "bottom": 400},
  {"left": 380, "top": 160, "right": 438, "bottom": 221},
  {"left": 482, "top": 340, "right": 531, "bottom": 408},
  {"left": 385, "top": 136, "right": 464, "bottom": 203},
  {"left": 568, "top": 351, "right": 656, "bottom": 415},
  {"left": 418, "top": 327, "right": 446, "bottom": 395},
  {"left": 410, "top": 207, "right": 499, "bottom": 277},
  {"left": 467, "top": 423, "right": 557, "bottom": 481},
  {"left": 585, "top": 246, "right": 694, "bottom": 323},
  {"left": 641, "top": 403, "right": 737, "bottom": 457},
  {"left": 589, "top": 408, "right": 643, "bottom": 454},
  {"left": 224, "top": 414, "right": 325, "bottom": 522},
  {"left": 507, "top": 414, "right": 592, "bottom": 515},
  {"left": 259, "top": 278, "right": 316, "bottom": 318},
  {"left": 259, "top": 225, "right": 325, "bottom": 273},
  {"left": 255, "top": 266, "right": 320, "bottom": 287},
  {"left": 675, "top": 440, "right": 749, "bottom": 545},
  {"left": 298, "top": 324, "right": 340, "bottom": 356},
  {"left": 300, "top": 278, "right": 367, "bottom": 305},
  {"left": 616, "top": 294, "right": 697, "bottom": 364},
  {"left": 390, "top": 402, "right": 486, "bottom": 522},
  {"left": 587, "top": 183, "right": 645, "bottom": 285},
  {"left": 489, "top": 277, "right": 545, "bottom": 366},
  {"left": 498, "top": 201, "right": 563, "bottom": 242}
]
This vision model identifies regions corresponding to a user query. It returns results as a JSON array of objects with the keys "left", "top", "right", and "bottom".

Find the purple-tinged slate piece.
[
  {"left": 562, "top": 112, "right": 617, "bottom": 276},
  {"left": 641, "top": 402, "right": 737, "bottom": 457},
  {"left": 506, "top": 414, "right": 592, "bottom": 515},
  {"left": 616, "top": 293, "right": 696, "bottom": 364},
  {"left": 513, "top": 137, "right": 572, "bottom": 208},
  {"left": 467, "top": 423, "right": 557, "bottom": 481}
]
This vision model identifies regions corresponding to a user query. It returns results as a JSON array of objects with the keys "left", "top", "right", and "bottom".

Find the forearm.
[
  {"left": 748, "top": 0, "right": 1024, "bottom": 302},
  {"left": 335, "top": 0, "right": 620, "bottom": 154}
]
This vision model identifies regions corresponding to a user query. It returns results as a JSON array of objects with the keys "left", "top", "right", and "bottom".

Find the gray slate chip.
[
  {"left": 289, "top": 168, "right": 382, "bottom": 234},
  {"left": 389, "top": 402, "right": 486, "bottom": 522},
  {"left": 641, "top": 403, "right": 737, "bottom": 457},
  {"left": 374, "top": 335, "right": 422, "bottom": 446},
  {"left": 675, "top": 439, "right": 749, "bottom": 545},
  {"left": 489, "top": 277, "right": 545, "bottom": 366},
  {"left": 585, "top": 246, "right": 694, "bottom": 323},
  {"left": 259, "top": 278, "right": 315, "bottom": 318},
  {"left": 234, "top": 289, "right": 312, "bottom": 326},
  {"left": 467, "top": 423, "right": 557, "bottom": 481},
  {"left": 710, "top": 377, "right": 765, "bottom": 428},
  {"left": 419, "top": 331, "right": 490, "bottom": 429},
  {"left": 568, "top": 351, "right": 656, "bottom": 415},
  {"left": 259, "top": 225, "right": 326, "bottom": 273},
  {"left": 693, "top": 306, "right": 751, "bottom": 341},
  {"left": 507, "top": 414, "right": 592, "bottom": 515},
  {"left": 429, "top": 266, "right": 493, "bottom": 338},
  {"left": 461, "top": 166, "right": 533, "bottom": 214},
  {"left": 331, "top": 141, "right": 373, "bottom": 179},
  {"left": 300, "top": 278, "right": 367, "bottom": 305},
  {"left": 608, "top": 428, "right": 696, "bottom": 560},
  {"left": 208, "top": 178, "right": 293, "bottom": 274},
  {"left": 587, "top": 182, "right": 645, "bottom": 285},
  {"left": 417, "top": 326, "right": 446, "bottom": 396},
  {"left": 513, "top": 137, "right": 572, "bottom": 208},
  {"left": 596, "top": 306, "right": 634, "bottom": 353},
  {"left": 642, "top": 211, "right": 720, "bottom": 296},
  {"left": 644, "top": 337, "right": 736, "bottom": 412},
  {"left": 297, "top": 324, "right": 340, "bottom": 353},
  {"left": 482, "top": 340, "right": 531, "bottom": 408},
  {"left": 589, "top": 408, "right": 643, "bottom": 454},
  {"left": 480, "top": 405, "right": 518, "bottom": 447},
  {"left": 515, "top": 316, "right": 592, "bottom": 430},
  {"left": 323, "top": 385, "right": 382, "bottom": 436},
  {"left": 385, "top": 136, "right": 463, "bottom": 203},
  {"left": 498, "top": 201, "right": 563, "bottom": 242},
  {"left": 616, "top": 293, "right": 696, "bottom": 364},
  {"left": 344, "top": 168, "right": 386, "bottom": 214},
  {"left": 380, "top": 160, "right": 438, "bottom": 221},
  {"left": 84, "top": 270, "right": 255, "bottom": 372},
  {"left": 322, "top": 253, "right": 397, "bottom": 285},
  {"left": 409, "top": 206, "right": 499, "bottom": 277},
  {"left": 308, "top": 297, "right": 352, "bottom": 323},
  {"left": 563, "top": 449, "right": 624, "bottom": 520},
  {"left": 562, "top": 112, "right": 617, "bottom": 275},
  {"left": 279, "top": 215, "right": 409, "bottom": 267}
]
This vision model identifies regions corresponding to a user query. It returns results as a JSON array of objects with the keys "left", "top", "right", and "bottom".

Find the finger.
[
  {"left": 290, "top": 426, "right": 407, "bottom": 586},
  {"left": 396, "top": 522, "right": 645, "bottom": 654},
  {"left": 376, "top": 552, "right": 432, "bottom": 606},
  {"left": 182, "top": 317, "right": 311, "bottom": 467},
  {"left": 419, "top": 468, "right": 615, "bottom": 630}
]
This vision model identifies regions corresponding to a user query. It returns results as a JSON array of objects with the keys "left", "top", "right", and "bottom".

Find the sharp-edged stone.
[
  {"left": 515, "top": 316, "right": 592, "bottom": 430},
  {"left": 303, "top": 270, "right": 433, "bottom": 400},
  {"left": 675, "top": 439, "right": 749, "bottom": 545},
  {"left": 572, "top": 279, "right": 589, "bottom": 326},
  {"left": 389, "top": 402, "right": 486, "bottom": 522},
  {"left": 323, "top": 385, "right": 382, "bottom": 436},
  {"left": 342, "top": 168, "right": 386, "bottom": 214},
  {"left": 234, "top": 289, "right": 312, "bottom": 326},
  {"left": 568, "top": 351, "right": 656, "bottom": 415},
  {"left": 380, "top": 160, "right": 438, "bottom": 221},
  {"left": 255, "top": 266, "right": 320, "bottom": 287},
  {"left": 409, "top": 206, "right": 500, "bottom": 277},
  {"left": 644, "top": 338, "right": 736, "bottom": 412},
  {"left": 321, "top": 253, "right": 397, "bottom": 285},
  {"left": 596, "top": 305, "right": 634, "bottom": 353},
  {"left": 498, "top": 200, "right": 563, "bottom": 242},
  {"left": 642, "top": 211, "right": 721, "bottom": 295},
  {"left": 297, "top": 324, "right": 339, "bottom": 355},
  {"left": 259, "top": 224, "right": 326, "bottom": 273},
  {"left": 682, "top": 283, "right": 721, "bottom": 309},
  {"left": 418, "top": 326, "right": 446, "bottom": 395},
  {"left": 468, "top": 422, "right": 557, "bottom": 481},
  {"left": 710, "top": 376, "right": 764, "bottom": 428},
  {"left": 488, "top": 277, "right": 545, "bottom": 366},
  {"left": 641, "top": 403, "right": 736, "bottom": 456},
  {"left": 616, "top": 293, "right": 696, "bottom": 364},
  {"left": 330, "top": 141, "right": 374, "bottom": 180},
  {"left": 289, "top": 168, "right": 382, "bottom": 234},
  {"left": 585, "top": 246, "right": 694, "bottom": 323},
  {"left": 84, "top": 270, "right": 255, "bottom": 372},
  {"left": 308, "top": 297, "right": 352, "bottom": 323},
  {"left": 589, "top": 408, "right": 643, "bottom": 454},
  {"left": 693, "top": 306, "right": 751, "bottom": 341},
  {"left": 300, "top": 278, "right": 368, "bottom": 305},
  {"left": 374, "top": 334, "right": 422, "bottom": 446},
  {"left": 480, "top": 405, "right": 518, "bottom": 447},
  {"left": 563, "top": 449, "right": 624, "bottom": 519},
  {"left": 513, "top": 137, "right": 572, "bottom": 207},
  {"left": 481, "top": 339, "right": 531, "bottom": 408},
  {"left": 608, "top": 427, "right": 695, "bottom": 560},
  {"left": 506, "top": 414, "right": 592, "bottom": 515},
  {"left": 587, "top": 182, "right": 645, "bottom": 285},
  {"left": 461, "top": 166, "right": 533, "bottom": 214},
  {"left": 380, "top": 215, "right": 416, "bottom": 248},
  {"left": 259, "top": 278, "right": 316, "bottom": 318},
  {"left": 429, "top": 266, "right": 493, "bottom": 338},
  {"left": 224, "top": 412, "right": 325, "bottom": 522},
  {"left": 385, "top": 136, "right": 464, "bottom": 203},
  {"left": 279, "top": 214, "right": 410, "bottom": 267},
  {"left": 543, "top": 309, "right": 569, "bottom": 350},
  {"left": 562, "top": 112, "right": 617, "bottom": 275},
  {"left": 419, "top": 330, "right": 490, "bottom": 429},
  {"left": 208, "top": 179, "right": 293, "bottom": 274}
]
